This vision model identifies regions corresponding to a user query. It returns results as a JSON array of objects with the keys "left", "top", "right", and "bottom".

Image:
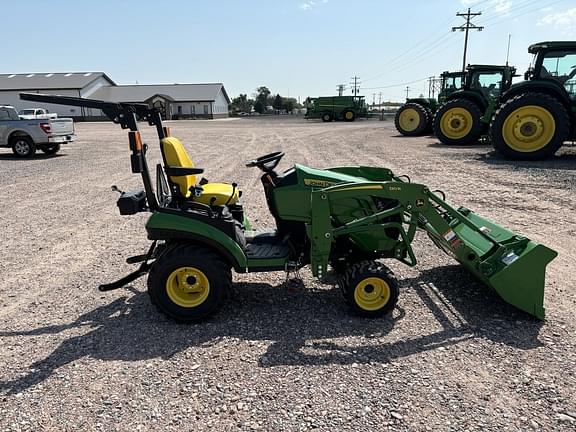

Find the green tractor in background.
[
  {"left": 395, "top": 71, "right": 465, "bottom": 136},
  {"left": 305, "top": 95, "right": 368, "bottom": 122},
  {"left": 433, "top": 64, "right": 516, "bottom": 145},
  {"left": 490, "top": 41, "right": 576, "bottom": 160}
]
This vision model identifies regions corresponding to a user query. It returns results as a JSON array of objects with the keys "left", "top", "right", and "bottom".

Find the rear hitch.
[{"left": 98, "top": 241, "right": 157, "bottom": 292}]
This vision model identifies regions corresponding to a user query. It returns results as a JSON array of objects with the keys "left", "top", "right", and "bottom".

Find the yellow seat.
[{"left": 161, "top": 137, "right": 240, "bottom": 206}]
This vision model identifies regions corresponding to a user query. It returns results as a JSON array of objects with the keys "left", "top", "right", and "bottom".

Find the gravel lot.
[{"left": 1, "top": 117, "right": 575, "bottom": 431}]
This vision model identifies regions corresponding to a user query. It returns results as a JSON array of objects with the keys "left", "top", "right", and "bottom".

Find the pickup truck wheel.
[
  {"left": 42, "top": 144, "right": 61, "bottom": 155},
  {"left": 11, "top": 136, "right": 36, "bottom": 158}
]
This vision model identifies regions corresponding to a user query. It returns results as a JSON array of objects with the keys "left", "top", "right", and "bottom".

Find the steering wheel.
[{"left": 245, "top": 151, "right": 285, "bottom": 172}]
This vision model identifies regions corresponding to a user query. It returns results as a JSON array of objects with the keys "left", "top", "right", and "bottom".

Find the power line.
[{"left": 452, "top": 8, "right": 484, "bottom": 72}]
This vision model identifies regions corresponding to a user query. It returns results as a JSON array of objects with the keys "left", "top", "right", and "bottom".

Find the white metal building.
[{"left": 0, "top": 72, "right": 230, "bottom": 119}]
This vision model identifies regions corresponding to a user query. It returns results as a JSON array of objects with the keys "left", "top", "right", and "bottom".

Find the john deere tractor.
[
  {"left": 395, "top": 71, "right": 465, "bottom": 136},
  {"left": 20, "top": 92, "right": 557, "bottom": 323},
  {"left": 490, "top": 41, "right": 576, "bottom": 160},
  {"left": 433, "top": 64, "right": 516, "bottom": 145}
]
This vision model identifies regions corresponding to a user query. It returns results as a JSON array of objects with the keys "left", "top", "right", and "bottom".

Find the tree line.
[{"left": 231, "top": 86, "right": 303, "bottom": 114}]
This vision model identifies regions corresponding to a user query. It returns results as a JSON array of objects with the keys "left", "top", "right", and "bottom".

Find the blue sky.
[{"left": 3, "top": 0, "right": 575, "bottom": 102}]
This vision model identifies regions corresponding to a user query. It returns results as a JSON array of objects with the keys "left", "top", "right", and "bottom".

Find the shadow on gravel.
[
  {"left": 0, "top": 153, "right": 66, "bottom": 161},
  {"left": 0, "top": 266, "right": 543, "bottom": 394},
  {"left": 478, "top": 149, "right": 576, "bottom": 171},
  {"left": 426, "top": 141, "right": 490, "bottom": 149}
]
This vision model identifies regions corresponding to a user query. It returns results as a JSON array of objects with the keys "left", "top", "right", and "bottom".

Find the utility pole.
[
  {"left": 405, "top": 86, "right": 410, "bottom": 99},
  {"left": 336, "top": 84, "right": 346, "bottom": 96},
  {"left": 427, "top": 76, "right": 435, "bottom": 98},
  {"left": 372, "top": 93, "right": 376, "bottom": 107},
  {"left": 350, "top": 76, "right": 361, "bottom": 96},
  {"left": 452, "top": 8, "right": 483, "bottom": 72},
  {"left": 378, "top": 92, "right": 382, "bottom": 108}
]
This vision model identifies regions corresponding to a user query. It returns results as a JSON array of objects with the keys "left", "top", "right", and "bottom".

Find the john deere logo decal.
[{"left": 304, "top": 179, "right": 337, "bottom": 187}]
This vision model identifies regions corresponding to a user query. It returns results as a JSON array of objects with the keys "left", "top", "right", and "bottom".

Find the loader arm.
[{"left": 307, "top": 178, "right": 557, "bottom": 319}]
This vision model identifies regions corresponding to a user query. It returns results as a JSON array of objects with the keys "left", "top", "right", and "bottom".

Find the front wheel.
[
  {"left": 147, "top": 244, "right": 231, "bottom": 322},
  {"left": 11, "top": 136, "right": 36, "bottom": 157},
  {"left": 339, "top": 261, "right": 399, "bottom": 318},
  {"left": 41, "top": 144, "right": 61, "bottom": 155},
  {"left": 394, "top": 103, "right": 429, "bottom": 136},
  {"left": 433, "top": 99, "right": 483, "bottom": 145},
  {"left": 343, "top": 110, "right": 356, "bottom": 122},
  {"left": 490, "top": 92, "right": 569, "bottom": 160}
]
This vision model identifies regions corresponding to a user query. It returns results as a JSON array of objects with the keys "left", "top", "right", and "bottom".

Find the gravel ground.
[{"left": 1, "top": 117, "right": 575, "bottom": 431}]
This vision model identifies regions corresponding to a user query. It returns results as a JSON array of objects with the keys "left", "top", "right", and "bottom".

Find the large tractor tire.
[
  {"left": 433, "top": 98, "right": 483, "bottom": 145},
  {"left": 394, "top": 103, "right": 429, "bottom": 136},
  {"left": 339, "top": 261, "right": 399, "bottom": 318},
  {"left": 343, "top": 110, "right": 356, "bottom": 122},
  {"left": 490, "top": 92, "right": 569, "bottom": 160},
  {"left": 147, "top": 243, "right": 231, "bottom": 322}
]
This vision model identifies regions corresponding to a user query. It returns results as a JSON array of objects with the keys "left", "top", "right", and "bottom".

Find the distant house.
[{"left": 0, "top": 72, "right": 230, "bottom": 120}]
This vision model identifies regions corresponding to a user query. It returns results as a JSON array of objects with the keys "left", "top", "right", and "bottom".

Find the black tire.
[
  {"left": 10, "top": 136, "right": 36, "bottom": 157},
  {"left": 423, "top": 106, "right": 434, "bottom": 133},
  {"left": 339, "top": 261, "right": 399, "bottom": 318},
  {"left": 394, "top": 103, "right": 429, "bottom": 136},
  {"left": 490, "top": 92, "right": 569, "bottom": 160},
  {"left": 321, "top": 112, "right": 333, "bottom": 122},
  {"left": 433, "top": 98, "right": 483, "bottom": 145},
  {"left": 147, "top": 243, "right": 232, "bottom": 322},
  {"left": 343, "top": 110, "right": 356, "bottom": 122},
  {"left": 41, "top": 144, "right": 61, "bottom": 155}
]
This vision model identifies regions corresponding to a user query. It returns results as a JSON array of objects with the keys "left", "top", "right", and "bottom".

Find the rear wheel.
[
  {"left": 339, "top": 261, "right": 399, "bottom": 318},
  {"left": 433, "top": 98, "right": 483, "bottom": 145},
  {"left": 343, "top": 110, "right": 356, "bottom": 122},
  {"left": 395, "top": 103, "right": 429, "bottom": 136},
  {"left": 321, "top": 112, "right": 333, "bottom": 122},
  {"left": 11, "top": 136, "right": 36, "bottom": 157},
  {"left": 147, "top": 244, "right": 231, "bottom": 322},
  {"left": 41, "top": 144, "right": 61, "bottom": 155},
  {"left": 490, "top": 92, "right": 569, "bottom": 160}
]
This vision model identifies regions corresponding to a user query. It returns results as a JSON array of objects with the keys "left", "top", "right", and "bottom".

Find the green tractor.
[
  {"left": 433, "top": 64, "right": 516, "bottom": 145},
  {"left": 395, "top": 71, "right": 465, "bottom": 136},
  {"left": 490, "top": 41, "right": 576, "bottom": 160},
  {"left": 305, "top": 96, "right": 368, "bottom": 122},
  {"left": 20, "top": 92, "right": 557, "bottom": 322}
]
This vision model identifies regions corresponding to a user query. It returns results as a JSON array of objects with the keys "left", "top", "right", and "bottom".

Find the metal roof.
[
  {"left": 528, "top": 41, "right": 576, "bottom": 53},
  {"left": 0, "top": 72, "right": 115, "bottom": 90},
  {"left": 90, "top": 83, "right": 230, "bottom": 103}
]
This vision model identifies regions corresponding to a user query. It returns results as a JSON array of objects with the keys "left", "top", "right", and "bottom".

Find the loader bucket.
[{"left": 426, "top": 207, "right": 558, "bottom": 320}]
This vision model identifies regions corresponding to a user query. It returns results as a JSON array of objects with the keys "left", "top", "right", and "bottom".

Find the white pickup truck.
[
  {"left": 0, "top": 105, "right": 75, "bottom": 157},
  {"left": 18, "top": 108, "right": 58, "bottom": 120}
]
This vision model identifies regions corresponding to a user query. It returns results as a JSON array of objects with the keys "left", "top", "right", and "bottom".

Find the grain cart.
[
  {"left": 490, "top": 41, "right": 576, "bottom": 160},
  {"left": 395, "top": 71, "right": 465, "bottom": 136},
  {"left": 433, "top": 65, "right": 516, "bottom": 145},
  {"left": 305, "top": 96, "right": 368, "bottom": 122},
  {"left": 20, "top": 93, "right": 557, "bottom": 322}
]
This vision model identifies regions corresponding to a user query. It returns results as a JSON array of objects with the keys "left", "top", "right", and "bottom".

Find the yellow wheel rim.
[
  {"left": 502, "top": 105, "right": 556, "bottom": 153},
  {"left": 345, "top": 111, "right": 354, "bottom": 120},
  {"left": 166, "top": 267, "right": 210, "bottom": 308},
  {"left": 398, "top": 108, "right": 420, "bottom": 132},
  {"left": 354, "top": 277, "right": 391, "bottom": 311},
  {"left": 440, "top": 107, "right": 473, "bottom": 139}
]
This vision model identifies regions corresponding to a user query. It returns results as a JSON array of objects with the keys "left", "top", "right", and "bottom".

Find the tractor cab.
[
  {"left": 464, "top": 65, "right": 516, "bottom": 101},
  {"left": 527, "top": 42, "right": 576, "bottom": 99},
  {"left": 439, "top": 70, "right": 466, "bottom": 100}
]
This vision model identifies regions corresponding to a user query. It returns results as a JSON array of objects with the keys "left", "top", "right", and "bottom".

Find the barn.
[{"left": 0, "top": 72, "right": 230, "bottom": 120}]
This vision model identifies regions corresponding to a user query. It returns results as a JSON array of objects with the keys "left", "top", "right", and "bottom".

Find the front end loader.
[
  {"left": 433, "top": 64, "right": 516, "bottom": 145},
  {"left": 20, "top": 93, "right": 558, "bottom": 322}
]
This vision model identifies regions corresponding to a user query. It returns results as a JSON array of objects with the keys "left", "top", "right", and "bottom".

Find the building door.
[{"left": 203, "top": 104, "right": 208, "bottom": 116}]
